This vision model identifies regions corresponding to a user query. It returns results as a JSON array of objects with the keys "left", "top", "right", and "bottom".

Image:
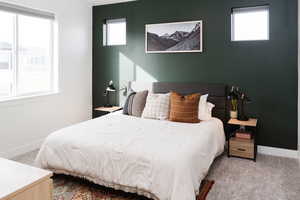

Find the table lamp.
[{"left": 104, "top": 80, "right": 116, "bottom": 107}]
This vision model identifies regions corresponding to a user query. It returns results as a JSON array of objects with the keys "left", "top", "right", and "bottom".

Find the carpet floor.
[
  {"left": 13, "top": 150, "right": 300, "bottom": 200},
  {"left": 52, "top": 174, "right": 213, "bottom": 200}
]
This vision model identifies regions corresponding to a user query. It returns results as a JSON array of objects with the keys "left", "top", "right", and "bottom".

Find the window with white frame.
[
  {"left": 0, "top": 2, "right": 56, "bottom": 100},
  {"left": 231, "top": 6, "right": 269, "bottom": 41},
  {"left": 103, "top": 18, "right": 126, "bottom": 46}
]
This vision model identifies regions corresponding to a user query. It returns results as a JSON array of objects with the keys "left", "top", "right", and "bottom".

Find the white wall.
[{"left": 0, "top": 0, "right": 92, "bottom": 158}]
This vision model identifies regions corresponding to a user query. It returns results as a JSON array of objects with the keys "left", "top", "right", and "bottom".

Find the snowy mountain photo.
[{"left": 146, "top": 21, "right": 202, "bottom": 53}]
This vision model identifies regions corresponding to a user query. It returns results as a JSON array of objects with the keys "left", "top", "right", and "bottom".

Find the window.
[
  {"left": 0, "top": 2, "right": 56, "bottom": 101},
  {"left": 103, "top": 18, "right": 126, "bottom": 46},
  {"left": 231, "top": 6, "right": 269, "bottom": 41}
]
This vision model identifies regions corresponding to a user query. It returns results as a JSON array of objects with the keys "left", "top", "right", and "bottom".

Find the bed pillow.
[
  {"left": 198, "top": 94, "right": 215, "bottom": 120},
  {"left": 201, "top": 102, "right": 215, "bottom": 120},
  {"left": 169, "top": 92, "right": 201, "bottom": 123},
  {"left": 123, "top": 92, "right": 136, "bottom": 115},
  {"left": 123, "top": 90, "right": 148, "bottom": 117},
  {"left": 142, "top": 93, "right": 170, "bottom": 120}
]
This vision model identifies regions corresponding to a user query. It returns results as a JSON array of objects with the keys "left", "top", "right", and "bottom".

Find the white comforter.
[{"left": 36, "top": 112, "right": 225, "bottom": 200}]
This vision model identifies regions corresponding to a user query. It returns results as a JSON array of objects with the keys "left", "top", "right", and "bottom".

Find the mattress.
[{"left": 35, "top": 112, "right": 225, "bottom": 200}]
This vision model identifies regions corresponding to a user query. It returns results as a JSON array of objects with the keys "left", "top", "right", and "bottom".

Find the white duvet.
[{"left": 36, "top": 112, "right": 225, "bottom": 200}]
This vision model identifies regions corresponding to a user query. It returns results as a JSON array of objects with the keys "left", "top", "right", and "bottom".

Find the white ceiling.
[{"left": 92, "top": 0, "right": 136, "bottom": 6}]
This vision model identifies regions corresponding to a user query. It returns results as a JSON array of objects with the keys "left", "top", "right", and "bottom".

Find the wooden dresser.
[{"left": 0, "top": 158, "right": 53, "bottom": 200}]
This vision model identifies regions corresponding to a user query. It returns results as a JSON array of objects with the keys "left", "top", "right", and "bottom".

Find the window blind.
[
  {"left": 232, "top": 5, "right": 269, "bottom": 14},
  {"left": 0, "top": 2, "right": 55, "bottom": 20},
  {"left": 106, "top": 18, "right": 126, "bottom": 24}
]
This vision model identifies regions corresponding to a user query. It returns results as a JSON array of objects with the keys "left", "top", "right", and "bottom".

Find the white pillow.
[
  {"left": 142, "top": 93, "right": 170, "bottom": 120},
  {"left": 206, "top": 102, "right": 215, "bottom": 118},
  {"left": 198, "top": 94, "right": 215, "bottom": 120}
]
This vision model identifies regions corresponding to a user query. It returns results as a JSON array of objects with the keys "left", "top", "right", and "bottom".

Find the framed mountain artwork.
[{"left": 145, "top": 20, "right": 203, "bottom": 53}]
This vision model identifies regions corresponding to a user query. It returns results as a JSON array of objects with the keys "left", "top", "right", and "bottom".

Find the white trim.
[
  {"left": 0, "top": 91, "right": 60, "bottom": 105},
  {"left": 0, "top": 138, "right": 44, "bottom": 159},
  {"left": 258, "top": 145, "right": 299, "bottom": 159}
]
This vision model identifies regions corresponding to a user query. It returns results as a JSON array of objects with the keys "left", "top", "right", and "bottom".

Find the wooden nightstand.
[
  {"left": 93, "top": 106, "right": 122, "bottom": 118},
  {"left": 227, "top": 118, "right": 258, "bottom": 161}
]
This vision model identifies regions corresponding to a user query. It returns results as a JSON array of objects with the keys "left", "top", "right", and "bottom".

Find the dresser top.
[{"left": 0, "top": 158, "right": 52, "bottom": 199}]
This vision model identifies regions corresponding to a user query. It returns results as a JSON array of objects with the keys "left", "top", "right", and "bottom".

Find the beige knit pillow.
[{"left": 142, "top": 93, "right": 170, "bottom": 120}]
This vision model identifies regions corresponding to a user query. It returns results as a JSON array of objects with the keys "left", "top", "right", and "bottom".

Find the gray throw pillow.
[
  {"left": 123, "top": 92, "right": 136, "bottom": 115},
  {"left": 132, "top": 90, "right": 148, "bottom": 117},
  {"left": 123, "top": 90, "right": 148, "bottom": 117}
]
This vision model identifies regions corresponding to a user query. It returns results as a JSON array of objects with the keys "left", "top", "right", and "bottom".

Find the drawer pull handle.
[{"left": 237, "top": 148, "right": 246, "bottom": 152}]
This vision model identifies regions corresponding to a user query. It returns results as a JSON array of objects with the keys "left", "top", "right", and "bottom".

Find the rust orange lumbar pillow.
[{"left": 169, "top": 92, "right": 201, "bottom": 123}]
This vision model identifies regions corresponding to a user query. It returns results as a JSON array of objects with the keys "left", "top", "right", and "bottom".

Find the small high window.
[
  {"left": 103, "top": 18, "right": 126, "bottom": 46},
  {"left": 231, "top": 6, "right": 269, "bottom": 41}
]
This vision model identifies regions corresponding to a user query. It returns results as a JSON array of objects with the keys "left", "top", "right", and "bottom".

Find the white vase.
[{"left": 230, "top": 111, "right": 238, "bottom": 119}]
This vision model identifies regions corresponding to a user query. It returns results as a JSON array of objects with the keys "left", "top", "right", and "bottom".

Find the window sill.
[
  {"left": 0, "top": 91, "right": 60, "bottom": 107},
  {"left": 230, "top": 39, "right": 269, "bottom": 42}
]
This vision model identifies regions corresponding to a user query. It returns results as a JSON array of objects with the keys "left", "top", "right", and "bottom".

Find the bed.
[{"left": 35, "top": 82, "right": 228, "bottom": 200}]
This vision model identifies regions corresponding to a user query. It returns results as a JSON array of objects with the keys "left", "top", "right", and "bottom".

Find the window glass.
[
  {"left": 18, "top": 15, "right": 52, "bottom": 94},
  {"left": 0, "top": 8, "right": 56, "bottom": 101},
  {"left": 0, "top": 11, "right": 14, "bottom": 98},
  {"left": 104, "top": 18, "right": 126, "bottom": 46},
  {"left": 232, "top": 6, "right": 269, "bottom": 41}
]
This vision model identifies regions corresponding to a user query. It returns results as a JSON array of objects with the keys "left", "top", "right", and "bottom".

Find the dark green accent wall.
[{"left": 93, "top": 0, "right": 298, "bottom": 150}]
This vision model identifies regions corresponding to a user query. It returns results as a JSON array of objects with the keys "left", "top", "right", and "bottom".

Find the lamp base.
[{"left": 238, "top": 115, "right": 249, "bottom": 121}]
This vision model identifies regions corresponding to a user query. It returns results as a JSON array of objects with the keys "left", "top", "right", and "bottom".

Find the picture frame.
[{"left": 145, "top": 20, "right": 203, "bottom": 54}]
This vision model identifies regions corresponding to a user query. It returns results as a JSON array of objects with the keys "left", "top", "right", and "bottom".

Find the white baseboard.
[
  {"left": 258, "top": 145, "right": 299, "bottom": 159},
  {"left": 0, "top": 138, "right": 44, "bottom": 159}
]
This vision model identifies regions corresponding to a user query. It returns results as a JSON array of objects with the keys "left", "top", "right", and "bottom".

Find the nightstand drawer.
[
  {"left": 229, "top": 138, "right": 254, "bottom": 159},
  {"left": 229, "top": 146, "right": 254, "bottom": 159},
  {"left": 230, "top": 138, "right": 254, "bottom": 148}
]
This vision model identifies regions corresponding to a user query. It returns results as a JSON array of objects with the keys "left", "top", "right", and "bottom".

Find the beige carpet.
[{"left": 13, "top": 150, "right": 300, "bottom": 200}]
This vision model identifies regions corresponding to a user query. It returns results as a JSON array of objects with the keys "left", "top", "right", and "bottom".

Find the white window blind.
[
  {"left": 0, "top": 2, "right": 54, "bottom": 20},
  {"left": 103, "top": 18, "right": 127, "bottom": 46},
  {"left": 0, "top": 2, "right": 57, "bottom": 101},
  {"left": 231, "top": 6, "right": 269, "bottom": 41}
]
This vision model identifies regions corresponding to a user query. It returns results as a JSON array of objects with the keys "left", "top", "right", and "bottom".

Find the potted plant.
[{"left": 229, "top": 86, "right": 238, "bottom": 119}]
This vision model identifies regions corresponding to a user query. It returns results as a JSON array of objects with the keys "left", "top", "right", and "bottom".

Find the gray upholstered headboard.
[{"left": 152, "top": 82, "right": 228, "bottom": 123}]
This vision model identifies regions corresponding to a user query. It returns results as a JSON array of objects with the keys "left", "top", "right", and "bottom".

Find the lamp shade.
[{"left": 106, "top": 80, "right": 116, "bottom": 92}]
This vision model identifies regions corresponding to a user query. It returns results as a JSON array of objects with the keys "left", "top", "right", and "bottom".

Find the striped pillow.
[
  {"left": 123, "top": 90, "right": 148, "bottom": 117},
  {"left": 169, "top": 92, "right": 201, "bottom": 123}
]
